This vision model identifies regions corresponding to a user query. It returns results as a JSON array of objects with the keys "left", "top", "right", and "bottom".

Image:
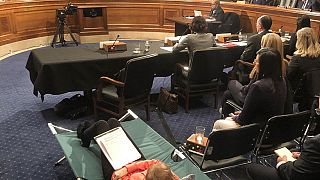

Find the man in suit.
[
  {"left": 240, "top": 15, "right": 272, "bottom": 63},
  {"left": 246, "top": 134, "right": 320, "bottom": 180},
  {"left": 209, "top": 0, "right": 224, "bottom": 21}
]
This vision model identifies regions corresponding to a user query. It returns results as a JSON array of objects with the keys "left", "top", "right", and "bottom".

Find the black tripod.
[{"left": 51, "top": 16, "right": 78, "bottom": 47}]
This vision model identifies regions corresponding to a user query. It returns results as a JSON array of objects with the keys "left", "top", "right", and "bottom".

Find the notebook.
[
  {"left": 94, "top": 127, "right": 142, "bottom": 170},
  {"left": 274, "top": 147, "right": 297, "bottom": 162}
]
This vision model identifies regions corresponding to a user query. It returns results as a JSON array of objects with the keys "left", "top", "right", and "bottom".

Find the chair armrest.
[
  {"left": 236, "top": 60, "right": 254, "bottom": 68},
  {"left": 99, "top": 76, "right": 124, "bottom": 87},
  {"left": 226, "top": 100, "right": 243, "bottom": 111},
  {"left": 96, "top": 76, "right": 125, "bottom": 100}
]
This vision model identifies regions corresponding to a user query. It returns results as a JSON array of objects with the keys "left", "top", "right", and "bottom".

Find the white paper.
[
  {"left": 274, "top": 147, "right": 296, "bottom": 162},
  {"left": 230, "top": 41, "right": 247, "bottom": 46},
  {"left": 94, "top": 127, "right": 141, "bottom": 170},
  {"left": 160, "top": 46, "right": 174, "bottom": 52}
]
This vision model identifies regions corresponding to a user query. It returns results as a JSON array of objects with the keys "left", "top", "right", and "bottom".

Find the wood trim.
[{"left": 2, "top": 0, "right": 320, "bottom": 46}]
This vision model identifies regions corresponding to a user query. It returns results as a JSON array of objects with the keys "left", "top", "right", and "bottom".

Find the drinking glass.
[
  {"left": 133, "top": 43, "right": 141, "bottom": 54},
  {"left": 195, "top": 126, "right": 205, "bottom": 144}
]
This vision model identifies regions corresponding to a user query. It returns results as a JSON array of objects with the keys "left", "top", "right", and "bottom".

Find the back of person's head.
[
  {"left": 256, "top": 48, "right": 282, "bottom": 81},
  {"left": 296, "top": 27, "right": 320, "bottom": 58},
  {"left": 146, "top": 162, "right": 175, "bottom": 180},
  {"left": 261, "top": 33, "right": 284, "bottom": 60},
  {"left": 211, "top": 0, "right": 220, "bottom": 5},
  {"left": 191, "top": 16, "right": 208, "bottom": 33},
  {"left": 257, "top": 15, "right": 272, "bottom": 31},
  {"left": 296, "top": 15, "right": 311, "bottom": 31}
]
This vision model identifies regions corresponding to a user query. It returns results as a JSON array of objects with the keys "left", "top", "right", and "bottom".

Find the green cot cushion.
[{"left": 55, "top": 118, "right": 210, "bottom": 180}]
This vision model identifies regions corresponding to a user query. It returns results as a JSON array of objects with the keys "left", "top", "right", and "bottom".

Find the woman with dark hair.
[
  {"left": 172, "top": 16, "right": 216, "bottom": 68},
  {"left": 287, "top": 15, "right": 311, "bottom": 57},
  {"left": 213, "top": 48, "right": 287, "bottom": 129}
]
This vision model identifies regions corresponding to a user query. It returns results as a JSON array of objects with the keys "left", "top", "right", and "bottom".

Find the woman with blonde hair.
[
  {"left": 220, "top": 33, "right": 288, "bottom": 117},
  {"left": 288, "top": 27, "right": 320, "bottom": 110},
  {"left": 250, "top": 33, "right": 287, "bottom": 78}
]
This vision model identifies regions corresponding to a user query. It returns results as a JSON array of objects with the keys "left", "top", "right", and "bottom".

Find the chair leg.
[
  {"left": 92, "top": 97, "right": 98, "bottom": 121},
  {"left": 185, "top": 93, "right": 189, "bottom": 113},
  {"left": 145, "top": 96, "right": 150, "bottom": 121}
]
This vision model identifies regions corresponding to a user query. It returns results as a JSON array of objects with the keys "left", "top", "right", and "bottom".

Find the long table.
[{"left": 26, "top": 40, "right": 244, "bottom": 99}]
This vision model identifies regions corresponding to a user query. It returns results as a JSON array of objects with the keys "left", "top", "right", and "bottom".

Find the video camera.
[{"left": 56, "top": 3, "right": 78, "bottom": 20}]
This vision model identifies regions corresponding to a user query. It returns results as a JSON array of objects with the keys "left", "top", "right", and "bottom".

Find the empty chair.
[
  {"left": 217, "top": 12, "right": 241, "bottom": 34},
  {"left": 171, "top": 47, "right": 227, "bottom": 112},
  {"left": 188, "top": 123, "right": 260, "bottom": 175},
  {"left": 293, "top": 69, "right": 320, "bottom": 111},
  {"left": 254, "top": 110, "right": 311, "bottom": 162},
  {"left": 93, "top": 54, "right": 158, "bottom": 121}
]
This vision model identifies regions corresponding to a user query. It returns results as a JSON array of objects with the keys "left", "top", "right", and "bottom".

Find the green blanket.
[{"left": 55, "top": 119, "right": 210, "bottom": 180}]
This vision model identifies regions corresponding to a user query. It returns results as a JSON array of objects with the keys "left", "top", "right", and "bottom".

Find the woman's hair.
[
  {"left": 250, "top": 33, "right": 286, "bottom": 78},
  {"left": 146, "top": 162, "right": 175, "bottom": 180},
  {"left": 191, "top": 16, "right": 208, "bottom": 33},
  {"left": 261, "top": 33, "right": 284, "bottom": 61},
  {"left": 295, "top": 27, "right": 320, "bottom": 58},
  {"left": 296, "top": 15, "right": 311, "bottom": 31},
  {"left": 256, "top": 48, "right": 283, "bottom": 81}
]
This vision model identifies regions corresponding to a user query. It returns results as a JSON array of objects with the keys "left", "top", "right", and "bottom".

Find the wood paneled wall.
[{"left": 1, "top": 0, "right": 320, "bottom": 46}]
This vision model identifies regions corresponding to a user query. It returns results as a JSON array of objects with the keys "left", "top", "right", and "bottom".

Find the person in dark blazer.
[
  {"left": 240, "top": 15, "right": 272, "bottom": 63},
  {"left": 246, "top": 134, "right": 320, "bottom": 180},
  {"left": 287, "top": 15, "right": 310, "bottom": 57},
  {"left": 287, "top": 27, "right": 320, "bottom": 110},
  {"left": 209, "top": 0, "right": 225, "bottom": 21},
  {"left": 213, "top": 48, "right": 287, "bottom": 129}
]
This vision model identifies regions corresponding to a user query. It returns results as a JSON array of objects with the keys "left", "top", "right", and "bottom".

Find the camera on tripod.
[
  {"left": 56, "top": 3, "right": 78, "bottom": 20},
  {"left": 51, "top": 3, "right": 79, "bottom": 47}
]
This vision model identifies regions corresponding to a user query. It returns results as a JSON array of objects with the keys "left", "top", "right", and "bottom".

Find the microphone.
[{"left": 110, "top": 35, "right": 120, "bottom": 51}]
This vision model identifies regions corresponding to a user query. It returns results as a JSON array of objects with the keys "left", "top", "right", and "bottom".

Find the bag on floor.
[{"left": 157, "top": 87, "right": 178, "bottom": 114}]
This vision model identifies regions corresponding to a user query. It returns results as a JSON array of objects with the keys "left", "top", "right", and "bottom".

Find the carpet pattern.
[{"left": 0, "top": 47, "right": 250, "bottom": 179}]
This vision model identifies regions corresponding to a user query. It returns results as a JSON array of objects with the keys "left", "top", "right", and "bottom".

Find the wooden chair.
[
  {"left": 171, "top": 47, "right": 227, "bottom": 112},
  {"left": 93, "top": 54, "right": 158, "bottom": 121}
]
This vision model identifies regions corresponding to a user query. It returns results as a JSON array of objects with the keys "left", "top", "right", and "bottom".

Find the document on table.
[
  {"left": 160, "top": 46, "right": 174, "bottom": 52},
  {"left": 94, "top": 127, "right": 141, "bottom": 170}
]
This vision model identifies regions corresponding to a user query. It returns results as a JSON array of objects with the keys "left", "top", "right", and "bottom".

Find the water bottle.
[{"left": 145, "top": 41, "right": 150, "bottom": 52}]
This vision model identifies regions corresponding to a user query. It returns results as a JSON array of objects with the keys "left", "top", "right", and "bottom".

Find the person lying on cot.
[{"left": 77, "top": 118, "right": 180, "bottom": 180}]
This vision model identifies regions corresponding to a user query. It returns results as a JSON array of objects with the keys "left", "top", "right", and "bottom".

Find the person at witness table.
[
  {"left": 240, "top": 15, "right": 272, "bottom": 63},
  {"left": 246, "top": 134, "right": 320, "bottom": 180},
  {"left": 213, "top": 48, "right": 287, "bottom": 130},
  {"left": 76, "top": 119, "right": 180, "bottom": 180},
  {"left": 172, "top": 16, "right": 216, "bottom": 69},
  {"left": 209, "top": 0, "right": 224, "bottom": 21},
  {"left": 287, "top": 27, "right": 320, "bottom": 110},
  {"left": 221, "top": 33, "right": 288, "bottom": 117},
  {"left": 287, "top": 15, "right": 310, "bottom": 57}
]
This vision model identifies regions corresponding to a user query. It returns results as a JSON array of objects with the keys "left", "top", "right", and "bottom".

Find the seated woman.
[
  {"left": 288, "top": 27, "right": 320, "bottom": 110},
  {"left": 172, "top": 15, "right": 216, "bottom": 76},
  {"left": 213, "top": 48, "right": 287, "bottom": 130},
  {"left": 221, "top": 33, "right": 287, "bottom": 117},
  {"left": 286, "top": 15, "right": 310, "bottom": 58},
  {"left": 77, "top": 119, "right": 179, "bottom": 180}
]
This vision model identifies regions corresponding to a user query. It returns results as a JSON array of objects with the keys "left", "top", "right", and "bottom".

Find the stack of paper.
[{"left": 94, "top": 127, "right": 141, "bottom": 170}]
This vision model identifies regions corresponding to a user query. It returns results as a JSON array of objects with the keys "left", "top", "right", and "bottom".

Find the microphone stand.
[{"left": 109, "top": 35, "right": 120, "bottom": 52}]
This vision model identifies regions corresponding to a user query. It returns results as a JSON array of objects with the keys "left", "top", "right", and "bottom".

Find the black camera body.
[{"left": 56, "top": 3, "right": 78, "bottom": 20}]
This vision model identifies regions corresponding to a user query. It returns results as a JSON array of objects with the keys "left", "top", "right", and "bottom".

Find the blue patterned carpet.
[{"left": 0, "top": 48, "right": 250, "bottom": 179}]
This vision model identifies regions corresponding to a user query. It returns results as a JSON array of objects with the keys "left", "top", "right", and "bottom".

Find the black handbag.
[{"left": 157, "top": 87, "right": 178, "bottom": 114}]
